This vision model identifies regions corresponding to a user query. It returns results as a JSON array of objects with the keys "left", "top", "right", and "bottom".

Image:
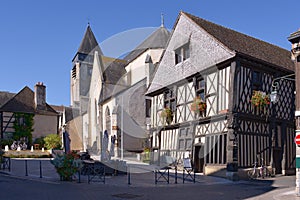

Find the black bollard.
[
  {"left": 127, "top": 166, "right": 131, "bottom": 185},
  {"left": 175, "top": 166, "right": 177, "bottom": 184},
  {"left": 8, "top": 157, "right": 11, "bottom": 172},
  {"left": 39, "top": 161, "right": 42, "bottom": 178},
  {"left": 77, "top": 169, "right": 81, "bottom": 183},
  {"left": 25, "top": 160, "right": 28, "bottom": 176}
]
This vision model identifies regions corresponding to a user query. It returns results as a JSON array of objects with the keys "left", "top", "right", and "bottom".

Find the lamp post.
[
  {"left": 270, "top": 74, "right": 295, "bottom": 103},
  {"left": 288, "top": 29, "right": 300, "bottom": 196}
]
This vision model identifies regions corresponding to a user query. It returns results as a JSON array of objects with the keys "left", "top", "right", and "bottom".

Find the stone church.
[{"left": 69, "top": 22, "right": 170, "bottom": 160}]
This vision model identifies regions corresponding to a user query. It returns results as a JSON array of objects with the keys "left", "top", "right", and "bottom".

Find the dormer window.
[{"left": 175, "top": 43, "right": 190, "bottom": 64}]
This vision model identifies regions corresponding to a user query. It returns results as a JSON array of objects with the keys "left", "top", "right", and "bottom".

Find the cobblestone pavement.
[{"left": 0, "top": 158, "right": 298, "bottom": 200}]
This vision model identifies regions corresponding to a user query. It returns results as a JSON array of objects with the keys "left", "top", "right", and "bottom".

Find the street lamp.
[
  {"left": 270, "top": 83, "right": 278, "bottom": 103},
  {"left": 270, "top": 74, "right": 295, "bottom": 103}
]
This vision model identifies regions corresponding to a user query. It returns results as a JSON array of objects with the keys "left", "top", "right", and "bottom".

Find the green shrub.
[
  {"left": 0, "top": 139, "right": 14, "bottom": 148},
  {"left": 34, "top": 137, "right": 45, "bottom": 148},
  {"left": 44, "top": 134, "right": 62, "bottom": 150}
]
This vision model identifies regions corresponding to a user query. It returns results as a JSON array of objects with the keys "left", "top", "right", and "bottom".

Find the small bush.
[
  {"left": 0, "top": 139, "right": 14, "bottom": 148},
  {"left": 44, "top": 134, "right": 62, "bottom": 150},
  {"left": 34, "top": 137, "right": 45, "bottom": 148}
]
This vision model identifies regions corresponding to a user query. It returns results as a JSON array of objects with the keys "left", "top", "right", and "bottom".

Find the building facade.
[
  {"left": 69, "top": 23, "right": 170, "bottom": 160},
  {"left": 146, "top": 12, "right": 295, "bottom": 177},
  {"left": 0, "top": 83, "right": 59, "bottom": 143}
]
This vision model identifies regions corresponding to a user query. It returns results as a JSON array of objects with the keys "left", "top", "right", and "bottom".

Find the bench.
[
  {"left": 154, "top": 156, "right": 177, "bottom": 184},
  {"left": 182, "top": 158, "right": 195, "bottom": 183},
  {"left": 83, "top": 161, "right": 106, "bottom": 184}
]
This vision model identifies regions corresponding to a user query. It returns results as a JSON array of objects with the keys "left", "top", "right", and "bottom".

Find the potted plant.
[
  {"left": 251, "top": 91, "right": 270, "bottom": 108},
  {"left": 161, "top": 107, "right": 173, "bottom": 125},
  {"left": 190, "top": 96, "right": 206, "bottom": 117},
  {"left": 51, "top": 151, "right": 82, "bottom": 181}
]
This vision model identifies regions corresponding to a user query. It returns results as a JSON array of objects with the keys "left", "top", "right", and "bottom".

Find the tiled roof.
[
  {"left": 183, "top": 12, "right": 294, "bottom": 71},
  {"left": 0, "top": 91, "right": 15, "bottom": 107},
  {"left": 0, "top": 86, "right": 58, "bottom": 115},
  {"left": 0, "top": 87, "right": 35, "bottom": 113},
  {"left": 124, "top": 26, "right": 171, "bottom": 63}
]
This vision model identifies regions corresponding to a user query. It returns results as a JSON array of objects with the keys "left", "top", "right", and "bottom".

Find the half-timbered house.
[{"left": 146, "top": 11, "right": 295, "bottom": 178}]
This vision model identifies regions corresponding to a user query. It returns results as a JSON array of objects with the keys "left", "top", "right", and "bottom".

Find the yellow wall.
[{"left": 32, "top": 114, "right": 58, "bottom": 139}]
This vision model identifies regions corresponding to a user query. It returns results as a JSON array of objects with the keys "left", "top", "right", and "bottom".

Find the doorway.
[{"left": 194, "top": 144, "right": 204, "bottom": 173}]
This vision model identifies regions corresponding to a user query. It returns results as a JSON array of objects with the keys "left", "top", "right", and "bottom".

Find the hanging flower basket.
[
  {"left": 250, "top": 90, "right": 270, "bottom": 116},
  {"left": 161, "top": 107, "right": 173, "bottom": 125},
  {"left": 190, "top": 96, "right": 206, "bottom": 117}
]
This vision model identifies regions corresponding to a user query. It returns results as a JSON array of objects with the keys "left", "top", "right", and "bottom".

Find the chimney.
[
  {"left": 145, "top": 54, "right": 154, "bottom": 88},
  {"left": 34, "top": 82, "right": 46, "bottom": 110}
]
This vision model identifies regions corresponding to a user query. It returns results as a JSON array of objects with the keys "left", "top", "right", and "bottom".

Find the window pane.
[
  {"left": 199, "top": 79, "right": 205, "bottom": 89},
  {"left": 145, "top": 99, "right": 151, "bottom": 118},
  {"left": 186, "top": 139, "right": 192, "bottom": 150},
  {"left": 179, "top": 139, "right": 185, "bottom": 150},
  {"left": 175, "top": 49, "right": 182, "bottom": 64},
  {"left": 179, "top": 129, "right": 185, "bottom": 137},
  {"left": 184, "top": 46, "right": 190, "bottom": 60},
  {"left": 170, "top": 100, "right": 176, "bottom": 111}
]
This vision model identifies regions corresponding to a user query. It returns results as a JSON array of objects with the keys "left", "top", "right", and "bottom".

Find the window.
[
  {"left": 145, "top": 99, "right": 152, "bottom": 118},
  {"left": 178, "top": 128, "right": 193, "bottom": 151},
  {"left": 175, "top": 43, "right": 190, "bottom": 64},
  {"left": 164, "top": 87, "right": 176, "bottom": 117},
  {"left": 196, "top": 77, "right": 206, "bottom": 101},
  {"left": 252, "top": 71, "right": 261, "bottom": 90}
]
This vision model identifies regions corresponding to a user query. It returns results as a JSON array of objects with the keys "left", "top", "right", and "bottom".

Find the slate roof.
[
  {"left": 65, "top": 106, "right": 80, "bottom": 123},
  {"left": 77, "top": 25, "right": 103, "bottom": 55},
  {"left": 101, "top": 56, "right": 127, "bottom": 84},
  {"left": 124, "top": 26, "right": 171, "bottom": 63},
  {"left": 183, "top": 12, "right": 294, "bottom": 71},
  {"left": 97, "top": 56, "right": 128, "bottom": 102},
  {"left": 0, "top": 86, "right": 58, "bottom": 115},
  {"left": 99, "top": 62, "right": 129, "bottom": 102}
]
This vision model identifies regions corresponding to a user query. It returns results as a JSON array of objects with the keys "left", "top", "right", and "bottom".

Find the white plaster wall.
[
  {"left": 82, "top": 113, "right": 89, "bottom": 151},
  {"left": 148, "top": 13, "right": 235, "bottom": 93},
  {"left": 89, "top": 51, "right": 102, "bottom": 150},
  {"left": 125, "top": 49, "right": 164, "bottom": 85}
]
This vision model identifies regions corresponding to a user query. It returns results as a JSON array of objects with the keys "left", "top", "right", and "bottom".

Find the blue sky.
[{"left": 0, "top": 0, "right": 299, "bottom": 106}]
